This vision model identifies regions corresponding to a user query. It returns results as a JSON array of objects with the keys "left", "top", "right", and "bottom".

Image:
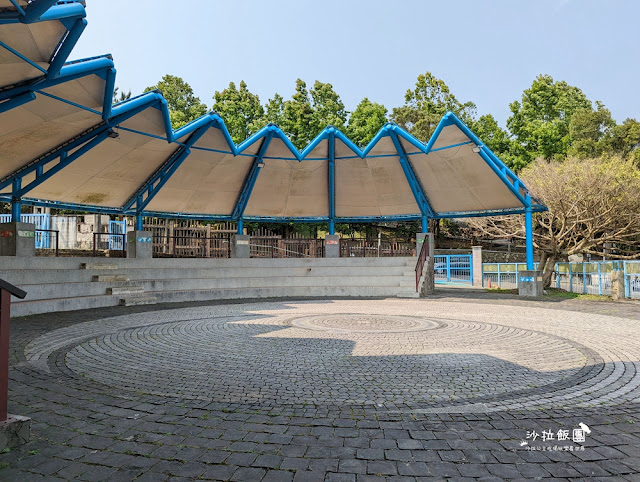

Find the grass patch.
[
  {"left": 545, "top": 288, "right": 612, "bottom": 301},
  {"left": 484, "top": 287, "right": 612, "bottom": 301},
  {"left": 484, "top": 288, "right": 518, "bottom": 294}
]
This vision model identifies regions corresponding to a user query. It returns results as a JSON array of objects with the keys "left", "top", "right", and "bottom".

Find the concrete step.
[
  {"left": 11, "top": 294, "right": 120, "bottom": 317},
  {"left": 119, "top": 296, "right": 157, "bottom": 306},
  {"left": 397, "top": 291, "right": 419, "bottom": 298},
  {"left": 1, "top": 256, "right": 417, "bottom": 271},
  {"left": 107, "top": 286, "right": 144, "bottom": 295},
  {"left": 13, "top": 281, "right": 121, "bottom": 301},
  {"left": 151, "top": 285, "right": 401, "bottom": 303},
  {"left": 137, "top": 275, "right": 408, "bottom": 291},
  {"left": 0, "top": 265, "right": 410, "bottom": 285},
  {"left": 81, "top": 263, "right": 118, "bottom": 270},
  {"left": 93, "top": 274, "right": 130, "bottom": 282}
]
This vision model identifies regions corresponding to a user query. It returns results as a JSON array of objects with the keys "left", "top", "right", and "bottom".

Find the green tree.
[
  {"left": 145, "top": 74, "right": 207, "bottom": 129},
  {"left": 391, "top": 72, "right": 476, "bottom": 142},
  {"left": 567, "top": 102, "right": 615, "bottom": 158},
  {"left": 279, "top": 79, "right": 316, "bottom": 149},
  {"left": 252, "top": 93, "right": 285, "bottom": 131},
  {"left": 112, "top": 86, "right": 131, "bottom": 104},
  {"left": 604, "top": 118, "right": 640, "bottom": 166},
  {"left": 468, "top": 156, "right": 640, "bottom": 287},
  {"left": 213, "top": 80, "right": 264, "bottom": 144},
  {"left": 267, "top": 79, "right": 349, "bottom": 149},
  {"left": 347, "top": 98, "right": 387, "bottom": 147},
  {"left": 470, "top": 114, "right": 520, "bottom": 168},
  {"left": 310, "top": 80, "right": 348, "bottom": 132},
  {"left": 506, "top": 74, "right": 593, "bottom": 166}
]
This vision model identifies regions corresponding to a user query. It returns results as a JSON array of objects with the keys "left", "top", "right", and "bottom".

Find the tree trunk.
[{"left": 542, "top": 255, "right": 557, "bottom": 288}]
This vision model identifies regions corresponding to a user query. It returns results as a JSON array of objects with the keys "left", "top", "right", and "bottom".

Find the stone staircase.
[{"left": 81, "top": 262, "right": 157, "bottom": 307}]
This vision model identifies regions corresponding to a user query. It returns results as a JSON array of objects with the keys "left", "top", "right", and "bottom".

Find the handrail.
[
  {"left": 415, "top": 237, "right": 429, "bottom": 291},
  {"left": 35, "top": 228, "right": 59, "bottom": 256},
  {"left": 0, "top": 279, "right": 26, "bottom": 299},
  {"left": 1, "top": 278, "right": 27, "bottom": 422}
]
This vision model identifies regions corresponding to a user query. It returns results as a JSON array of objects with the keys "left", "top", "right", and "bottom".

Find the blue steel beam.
[
  {"left": 0, "top": 2, "right": 87, "bottom": 88},
  {"left": 13, "top": 129, "right": 111, "bottom": 197},
  {"left": 328, "top": 129, "right": 336, "bottom": 235},
  {"left": 232, "top": 131, "right": 274, "bottom": 220},
  {"left": 0, "top": 55, "right": 114, "bottom": 102},
  {"left": 21, "top": 0, "right": 59, "bottom": 23},
  {"left": 46, "top": 17, "right": 87, "bottom": 79},
  {"left": 389, "top": 130, "right": 435, "bottom": 218},
  {"left": 0, "top": 91, "right": 35, "bottom": 113},
  {"left": 122, "top": 118, "right": 215, "bottom": 212},
  {"left": 8, "top": 198, "right": 124, "bottom": 215},
  {"left": 101, "top": 68, "right": 116, "bottom": 120},
  {"left": 0, "top": 92, "right": 167, "bottom": 191}
]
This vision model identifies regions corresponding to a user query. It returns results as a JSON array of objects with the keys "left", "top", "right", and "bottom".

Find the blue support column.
[
  {"left": 11, "top": 178, "right": 21, "bottom": 222},
  {"left": 46, "top": 18, "right": 87, "bottom": 80},
  {"left": 421, "top": 216, "right": 428, "bottom": 233},
  {"left": 232, "top": 132, "right": 274, "bottom": 220},
  {"left": 328, "top": 130, "right": 336, "bottom": 235},
  {"left": 525, "top": 194, "right": 534, "bottom": 270},
  {"left": 135, "top": 195, "right": 143, "bottom": 231},
  {"left": 237, "top": 219, "right": 243, "bottom": 234},
  {"left": 390, "top": 131, "right": 434, "bottom": 219}
]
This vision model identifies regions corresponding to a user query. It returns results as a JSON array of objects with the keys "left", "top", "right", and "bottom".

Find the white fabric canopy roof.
[{"left": 0, "top": 1, "right": 542, "bottom": 222}]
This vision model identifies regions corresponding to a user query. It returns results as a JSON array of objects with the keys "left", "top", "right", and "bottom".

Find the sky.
[{"left": 70, "top": 0, "right": 640, "bottom": 128}]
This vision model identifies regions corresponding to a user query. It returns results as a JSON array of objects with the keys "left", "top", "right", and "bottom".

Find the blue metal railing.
[
  {"left": 482, "top": 260, "right": 640, "bottom": 298},
  {"left": 625, "top": 262, "right": 640, "bottom": 300},
  {"left": 434, "top": 254, "right": 472, "bottom": 284}
]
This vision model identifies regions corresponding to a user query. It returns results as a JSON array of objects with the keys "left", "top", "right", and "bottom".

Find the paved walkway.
[{"left": 2, "top": 292, "right": 640, "bottom": 480}]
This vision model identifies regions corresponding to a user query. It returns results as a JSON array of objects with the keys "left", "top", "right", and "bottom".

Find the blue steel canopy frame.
[
  {"left": 0, "top": 2, "right": 546, "bottom": 269},
  {"left": 0, "top": 0, "right": 88, "bottom": 93}
]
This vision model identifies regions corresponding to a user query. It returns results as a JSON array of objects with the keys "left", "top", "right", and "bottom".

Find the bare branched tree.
[{"left": 466, "top": 157, "right": 640, "bottom": 287}]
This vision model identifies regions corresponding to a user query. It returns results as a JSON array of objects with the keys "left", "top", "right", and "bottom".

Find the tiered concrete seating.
[{"left": 1, "top": 256, "right": 417, "bottom": 317}]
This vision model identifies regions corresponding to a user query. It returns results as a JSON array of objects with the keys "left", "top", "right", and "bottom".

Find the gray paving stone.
[
  {"left": 4, "top": 297, "right": 640, "bottom": 482},
  {"left": 262, "top": 470, "right": 295, "bottom": 482},
  {"left": 230, "top": 466, "right": 267, "bottom": 481},
  {"left": 396, "top": 461, "right": 428, "bottom": 476},
  {"left": 201, "top": 464, "right": 238, "bottom": 481},
  {"left": 367, "top": 460, "right": 398, "bottom": 475},
  {"left": 339, "top": 458, "right": 368, "bottom": 474}
]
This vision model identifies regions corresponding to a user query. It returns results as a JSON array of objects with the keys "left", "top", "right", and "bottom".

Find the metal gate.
[
  {"left": 434, "top": 254, "right": 473, "bottom": 284},
  {"left": 108, "top": 220, "right": 126, "bottom": 250}
]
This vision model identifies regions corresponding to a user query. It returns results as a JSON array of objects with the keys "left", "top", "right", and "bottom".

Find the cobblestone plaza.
[{"left": 2, "top": 292, "right": 640, "bottom": 480}]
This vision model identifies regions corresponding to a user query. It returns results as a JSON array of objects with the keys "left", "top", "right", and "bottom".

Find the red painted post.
[{"left": 0, "top": 288, "right": 11, "bottom": 422}]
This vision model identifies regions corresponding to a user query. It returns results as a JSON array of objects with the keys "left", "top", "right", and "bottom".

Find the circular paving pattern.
[
  {"left": 22, "top": 298, "right": 640, "bottom": 413},
  {"left": 289, "top": 314, "right": 441, "bottom": 333},
  {"left": 21, "top": 299, "right": 640, "bottom": 413}
]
